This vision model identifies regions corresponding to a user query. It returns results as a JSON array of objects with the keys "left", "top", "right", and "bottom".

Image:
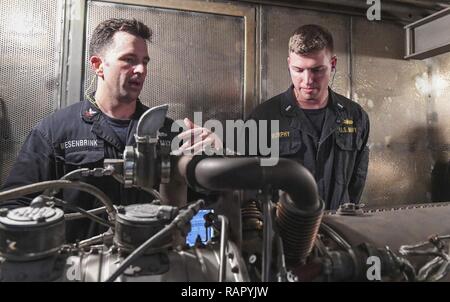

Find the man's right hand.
[{"left": 174, "top": 118, "right": 223, "bottom": 155}]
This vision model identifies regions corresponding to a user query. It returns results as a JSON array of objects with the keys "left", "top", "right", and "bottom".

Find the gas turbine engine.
[{"left": 1, "top": 104, "right": 450, "bottom": 282}]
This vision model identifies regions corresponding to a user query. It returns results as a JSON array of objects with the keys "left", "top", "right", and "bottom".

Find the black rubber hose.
[
  {"left": 187, "top": 157, "right": 320, "bottom": 212},
  {"left": 186, "top": 156, "right": 324, "bottom": 267},
  {"left": 276, "top": 193, "right": 324, "bottom": 266}
]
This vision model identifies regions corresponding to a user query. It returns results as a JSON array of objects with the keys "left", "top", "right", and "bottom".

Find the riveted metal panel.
[
  {"left": 261, "top": 6, "right": 350, "bottom": 102},
  {"left": 0, "top": 0, "right": 64, "bottom": 184},
  {"left": 352, "top": 18, "right": 429, "bottom": 207},
  {"left": 84, "top": 1, "right": 245, "bottom": 124}
]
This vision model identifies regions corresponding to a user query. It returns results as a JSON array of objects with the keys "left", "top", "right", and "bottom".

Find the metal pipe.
[
  {"left": 276, "top": 235, "right": 288, "bottom": 282},
  {"left": 0, "top": 180, "right": 116, "bottom": 219},
  {"left": 78, "top": 232, "right": 114, "bottom": 248},
  {"left": 60, "top": 168, "right": 90, "bottom": 180},
  {"left": 114, "top": 170, "right": 161, "bottom": 200},
  {"left": 50, "top": 197, "right": 113, "bottom": 229},
  {"left": 261, "top": 193, "right": 273, "bottom": 282},
  {"left": 218, "top": 215, "right": 229, "bottom": 282},
  {"left": 64, "top": 206, "right": 106, "bottom": 220},
  {"left": 186, "top": 157, "right": 320, "bottom": 212},
  {"left": 142, "top": 188, "right": 162, "bottom": 201}
]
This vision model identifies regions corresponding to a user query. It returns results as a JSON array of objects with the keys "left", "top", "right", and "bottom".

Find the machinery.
[{"left": 1, "top": 105, "right": 450, "bottom": 282}]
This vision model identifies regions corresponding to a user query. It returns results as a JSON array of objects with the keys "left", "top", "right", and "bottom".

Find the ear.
[
  {"left": 331, "top": 55, "right": 337, "bottom": 71},
  {"left": 90, "top": 56, "right": 104, "bottom": 77},
  {"left": 287, "top": 56, "right": 292, "bottom": 72}
]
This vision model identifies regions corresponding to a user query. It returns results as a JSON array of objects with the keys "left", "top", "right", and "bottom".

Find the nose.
[
  {"left": 302, "top": 69, "right": 314, "bottom": 85},
  {"left": 134, "top": 63, "right": 146, "bottom": 74}
]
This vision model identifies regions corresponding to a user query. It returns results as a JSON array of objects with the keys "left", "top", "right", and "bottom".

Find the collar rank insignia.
[{"left": 84, "top": 108, "right": 97, "bottom": 118}]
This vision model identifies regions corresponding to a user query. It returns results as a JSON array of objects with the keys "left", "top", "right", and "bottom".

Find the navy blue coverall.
[
  {"left": 1, "top": 98, "right": 175, "bottom": 241},
  {"left": 248, "top": 86, "right": 370, "bottom": 210}
]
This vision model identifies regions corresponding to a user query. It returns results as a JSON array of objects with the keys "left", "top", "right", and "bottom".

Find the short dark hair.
[
  {"left": 288, "top": 24, "right": 334, "bottom": 55},
  {"left": 89, "top": 18, "right": 152, "bottom": 57}
]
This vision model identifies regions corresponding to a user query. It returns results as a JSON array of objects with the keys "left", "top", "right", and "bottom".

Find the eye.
[
  {"left": 312, "top": 67, "right": 326, "bottom": 73},
  {"left": 123, "top": 57, "right": 134, "bottom": 64}
]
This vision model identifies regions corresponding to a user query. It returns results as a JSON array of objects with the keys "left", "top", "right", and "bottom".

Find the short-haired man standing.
[
  {"left": 248, "top": 24, "right": 370, "bottom": 210},
  {"left": 1, "top": 18, "right": 220, "bottom": 241}
]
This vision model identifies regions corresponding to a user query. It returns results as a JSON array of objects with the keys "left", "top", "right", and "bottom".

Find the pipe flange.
[
  {"left": 134, "top": 134, "right": 158, "bottom": 144},
  {"left": 160, "top": 156, "right": 170, "bottom": 184},
  {"left": 123, "top": 146, "right": 136, "bottom": 188},
  {"left": 159, "top": 142, "right": 171, "bottom": 184}
]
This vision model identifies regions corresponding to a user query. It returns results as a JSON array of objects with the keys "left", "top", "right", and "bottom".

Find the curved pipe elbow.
[{"left": 186, "top": 157, "right": 320, "bottom": 212}]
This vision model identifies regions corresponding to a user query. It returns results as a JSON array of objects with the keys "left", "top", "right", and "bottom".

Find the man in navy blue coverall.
[
  {"left": 0, "top": 18, "right": 221, "bottom": 242},
  {"left": 248, "top": 24, "right": 370, "bottom": 210}
]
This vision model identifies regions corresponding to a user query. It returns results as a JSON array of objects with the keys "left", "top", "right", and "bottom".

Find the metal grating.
[
  {"left": 261, "top": 6, "right": 350, "bottom": 102},
  {"left": 0, "top": 0, "right": 63, "bottom": 185},
  {"left": 84, "top": 1, "right": 245, "bottom": 124},
  {"left": 0, "top": 142, "right": 23, "bottom": 187}
]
